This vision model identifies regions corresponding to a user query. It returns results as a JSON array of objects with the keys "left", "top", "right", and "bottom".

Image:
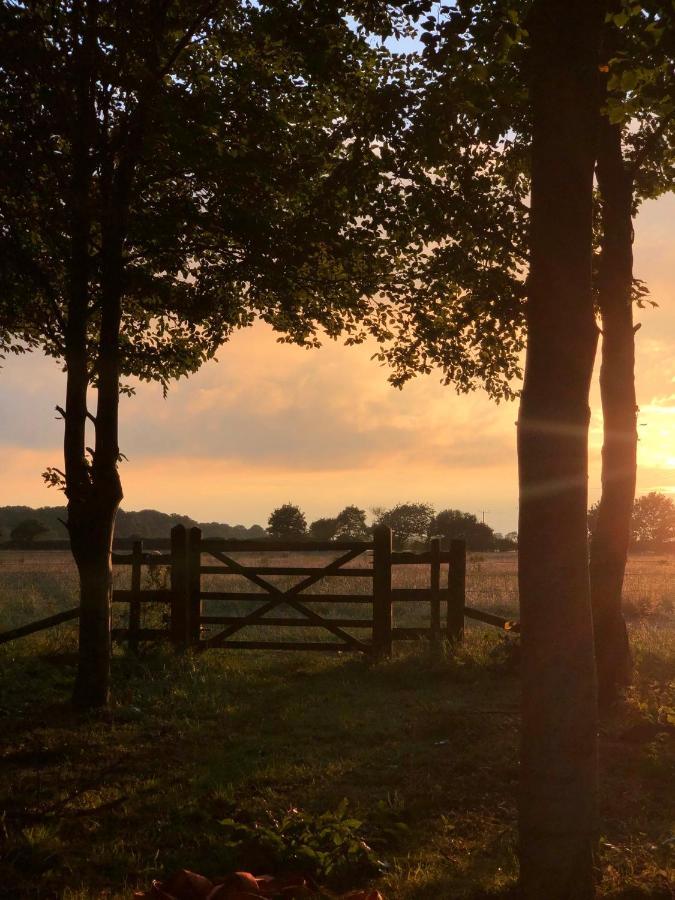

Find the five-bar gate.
[{"left": 0, "top": 528, "right": 520, "bottom": 652}]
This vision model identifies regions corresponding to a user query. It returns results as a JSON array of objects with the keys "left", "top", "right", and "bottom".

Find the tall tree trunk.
[
  {"left": 70, "top": 284, "right": 124, "bottom": 708},
  {"left": 66, "top": 3, "right": 116, "bottom": 709},
  {"left": 590, "top": 116, "right": 635, "bottom": 708},
  {"left": 518, "top": 2, "right": 604, "bottom": 896},
  {"left": 71, "top": 170, "right": 127, "bottom": 707}
]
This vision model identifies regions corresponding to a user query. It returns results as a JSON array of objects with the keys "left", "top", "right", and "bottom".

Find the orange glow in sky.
[{"left": 2, "top": 196, "right": 673, "bottom": 534}]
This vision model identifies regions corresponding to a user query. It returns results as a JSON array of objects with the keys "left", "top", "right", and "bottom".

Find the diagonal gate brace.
[{"left": 200, "top": 547, "right": 369, "bottom": 651}]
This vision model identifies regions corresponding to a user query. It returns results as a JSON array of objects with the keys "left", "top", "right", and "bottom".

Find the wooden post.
[
  {"left": 372, "top": 524, "right": 392, "bottom": 658},
  {"left": 430, "top": 536, "right": 441, "bottom": 653},
  {"left": 170, "top": 524, "right": 188, "bottom": 649},
  {"left": 447, "top": 539, "right": 466, "bottom": 643},
  {"left": 129, "top": 539, "right": 143, "bottom": 653},
  {"left": 187, "top": 527, "right": 202, "bottom": 646}
]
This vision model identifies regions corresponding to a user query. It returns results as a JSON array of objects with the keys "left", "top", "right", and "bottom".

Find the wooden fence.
[{"left": 0, "top": 526, "right": 519, "bottom": 652}]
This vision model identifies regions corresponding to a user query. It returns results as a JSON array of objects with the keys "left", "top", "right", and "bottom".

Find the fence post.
[
  {"left": 372, "top": 524, "right": 393, "bottom": 658},
  {"left": 430, "top": 536, "right": 441, "bottom": 653},
  {"left": 187, "top": 527, "right": 202, "bottom": 646},
  {"left": 447, "top": 539, "right": 466, "bottom": 643},
  {"left": 129, "top": 539, "right": 143, "bottom": 653},
  {"left": 170, "top": 525, "right": 188, "bottom": 649}
]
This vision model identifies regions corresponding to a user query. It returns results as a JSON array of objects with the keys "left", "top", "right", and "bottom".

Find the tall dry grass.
[{"left": 0, "top": 548, "right": 671, "bottom": 647}]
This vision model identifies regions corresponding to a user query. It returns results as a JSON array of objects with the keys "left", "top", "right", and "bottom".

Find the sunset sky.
[{"left": 2, "top": 194, "right": 673, "bottom": 535}]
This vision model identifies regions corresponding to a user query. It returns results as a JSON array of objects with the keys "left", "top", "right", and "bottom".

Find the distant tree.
[
  {"left": 431, "top": 509, "right": 495, "bottom": 551},
  {"left": 631, "top": 492, "right": 675, "bottom": 545},
  {"left": 374, "top": 503, "right": 434, "bottom": 548},
  {"left": 309, "top": 517, "right": 339, "bottom": 541},
  {"left": 504, "top": 531, "right": 518, "bottom": 545},
  {"left": 11, "top": 519, "right": 49, "bottom": 543},
  {"left": 334, "top": 505, "right": 369, "bottom": 541},
  {"left": 267, "top": 505, "right": 307, "bottom": 540}
]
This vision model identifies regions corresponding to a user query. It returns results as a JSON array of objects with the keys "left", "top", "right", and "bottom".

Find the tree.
[
  {"left": 631, "top": 492, "right": 675, "bottom": 544},
  {"left": 267, "top": 504, "right": 307, "bottom": 540},
  {"left": 308, "top": 517, "right": 339, "bottom": 542},
  {"left": 10, "top": 519, "right": 49, "bottom": 543},
  {"left": 431, "top": 509, "right": 495, "bottom": 551},
  {"left": 589, "top": 0, "right": 675, "bottom": 704},
  {"left": 0, "top": 1, "right": 411, "bottom": 707},
  {"left": 374, "top": 1, "right": 674, "bottom": 705},
  {"left": 334, "top": 505, "right": 369, "bottom": 541},
  {"left": 517, "top": 2, "right": 604, "bottom": 896},
  {"left": 373, "top": 503, "right": 434, "bottom": 548}
]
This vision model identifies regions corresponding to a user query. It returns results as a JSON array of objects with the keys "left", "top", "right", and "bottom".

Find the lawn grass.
[
  {"left": 1, "top": 551, "right": 673, "bottom": 898},
  {"left": 1, "top": 622, "right": 673, "bottom": 899}
]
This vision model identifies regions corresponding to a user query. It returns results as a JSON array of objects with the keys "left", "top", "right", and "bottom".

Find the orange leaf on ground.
[
  {"left": 207, "top": 872, "right": 262, "bottom": 897},
  {"left": 133, "top": 869, "right": 384, "bottom": 900},
  {"left": 341, "top": 892, "right": 384, "bottom": 900}
]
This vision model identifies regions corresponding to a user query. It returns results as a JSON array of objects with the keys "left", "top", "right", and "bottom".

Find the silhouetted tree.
[
  {"left": 376, "top": 1, "right": 675, "bottom": 705},
  {"left": 0, "top": 1, "right": 412, "bottom": 707},
  {"left": 631, "top": 492, "right": 675, "bottom": 544},
  {"left": 334, "top": 505, "right": 369, "bottom": 541},
  {"left": 10, "top": 519, "right": 49, "bottom": 543},
  {"left": 587, "top": 1, "right": 675, "bottom": 705},
  {"left": 518, "top": 1, "right": 604, "bottom": 895},
  {"left": 267, "top": 505, "right": 307, "bottom": 539},
  {"left": 374, "top": 503, "right": 434, "bottom": 548},
  {"left": 431, "top": 509, "right": 495, "bottom": 551},
  {"left": 308, "top": 517, "right": 338, "bottom": 542}
]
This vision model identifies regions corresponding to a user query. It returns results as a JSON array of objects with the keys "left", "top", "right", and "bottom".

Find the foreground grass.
[{"left": 1, "top": 625, "right": 673, "bottom": 899}]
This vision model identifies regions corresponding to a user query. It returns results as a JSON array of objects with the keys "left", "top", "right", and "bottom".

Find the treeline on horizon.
[
  {"left": 0, "top": 502, "right": 510, "bottom": 550},
  {"left": 0, "top": 506, "right": 265, "bottom": 543},
  {"left": 4, "top": 493, "right": 673, "bottom": 552}
]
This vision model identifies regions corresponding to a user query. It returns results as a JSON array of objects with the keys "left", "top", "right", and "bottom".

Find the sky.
[{"left": 1, "top": 195, "right": 673, "bottom": 535}]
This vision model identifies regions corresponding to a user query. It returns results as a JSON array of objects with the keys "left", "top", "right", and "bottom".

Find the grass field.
[{"left": 0, "top": 550, "right": 673, "bottom": 898}]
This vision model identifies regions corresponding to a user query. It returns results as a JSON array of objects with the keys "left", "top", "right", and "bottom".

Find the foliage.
[
  {"left": 267, "top": 504, "right": 307, "bottom": 539},
  {"left": 370, "top": 0, "right": 675, "bottom": 396},
  {"left": 309, "top": 507, "right": 369, "bottom": 542},
  {"left": 335, "top": 506, "right": 370, "bottom": 541},
  {"left": 631, "top": 492, "right": 675, "bottom": 544},
  {"left": 0, "top": 1, "right": 415, "bottom": 373},
  {"left": 373, "top": 503, "right": 435, "bottom": 548},
  {"left": 218, "top": 801, "right": 381, "bottom": 888},
  {"left": 431, "top": 509, "right": 495, "bottom": 551},
  {"left": 308, "top": 517, "right": 339, "bottom": 542},
  {"left": 9, "top": 519, "right": 49, "bottom": 544}
]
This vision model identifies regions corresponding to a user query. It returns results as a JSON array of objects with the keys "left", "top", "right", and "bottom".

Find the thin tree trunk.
[
  {"left": 66, "top": 3, "right": 115, "bottom": 708},
  {"left": 590, "top": 116, "right": 635, "bottom": 707},
  {"left": 518, "top": 2, "right": 604, "bottom": 896}
]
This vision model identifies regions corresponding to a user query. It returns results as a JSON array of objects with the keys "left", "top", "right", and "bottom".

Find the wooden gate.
[
  {"left": 0, "top": 528, "right": 520, "bottom": 652},
  {"left": 164, "top": 524, "right": 470, "bottom": 655}
]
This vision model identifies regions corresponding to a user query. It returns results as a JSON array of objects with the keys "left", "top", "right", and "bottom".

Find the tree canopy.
[
  {"left": 267, "top": 503, "right": 307, "bottom": 539},
  {"left": 373, "top": 502, "right": 435, "bottom": 547},
  {"left": 431, "top": 508, "right": 495, "bottom": 551}
]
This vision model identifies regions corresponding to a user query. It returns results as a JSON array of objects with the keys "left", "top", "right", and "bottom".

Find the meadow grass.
[{"left": 0, "top": 551, "right": 673, "bottom": 898}]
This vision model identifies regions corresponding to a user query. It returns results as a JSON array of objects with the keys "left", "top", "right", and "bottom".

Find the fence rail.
[{"left": 1, "top": 526, "right": 520, "bottom": 651}]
